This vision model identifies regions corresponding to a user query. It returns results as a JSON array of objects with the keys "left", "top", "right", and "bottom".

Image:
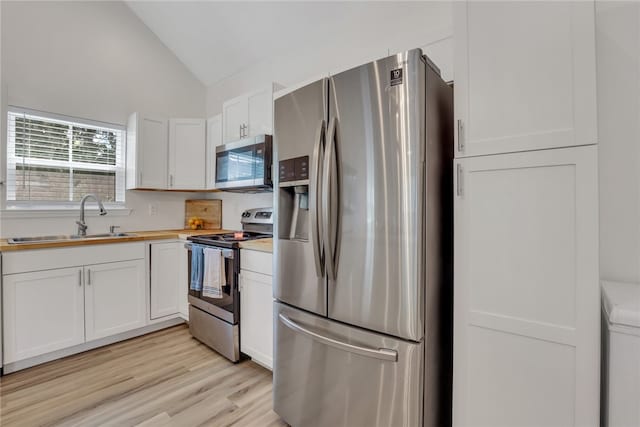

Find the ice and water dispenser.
[{"left": 278, "top": 156, "right": 309, "bottom": 241}]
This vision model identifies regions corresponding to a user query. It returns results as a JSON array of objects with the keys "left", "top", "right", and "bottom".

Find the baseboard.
[{"left": 3, "top": 317, "right": 185, "bottom": 374}]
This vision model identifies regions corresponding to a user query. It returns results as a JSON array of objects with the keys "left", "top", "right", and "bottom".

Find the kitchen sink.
[{"left": 7, "top": 232, "right": 137, "bottom": 244}]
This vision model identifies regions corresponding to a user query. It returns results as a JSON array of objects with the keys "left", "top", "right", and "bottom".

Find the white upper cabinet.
[
  {"left": 222, "top": 83, "right": 280, "bottom": 143},
  {"left": 169, "top": 118, "right": 206, "bottom": 190},
  {"left": 84, "top": 260, "right": 146, "bottom": 341},
  {"left": 126, "top": 113, "right": 169, "bottom": 189},
  {"left": 206, "top": 115, "right": 222, "bottom": 189},
  {"left": 453, "top": 145, "right": 599, "bottom": 427},
  {"left": 453, "top": 1, "right": 597, "bottom": 157},
  {"left": 247, "top": 87, "right": 273, "bottom": 136},
  {"left": 223, "top": 97, "right": 246, "bottom": 143}
]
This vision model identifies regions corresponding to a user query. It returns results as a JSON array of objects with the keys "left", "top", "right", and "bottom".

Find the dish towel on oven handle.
[
  {"left": 202, "top": 247, "right": 226, "bottom": 298},
  {"left": 189, "top": 244, "right": 204, "bottom": 291}
]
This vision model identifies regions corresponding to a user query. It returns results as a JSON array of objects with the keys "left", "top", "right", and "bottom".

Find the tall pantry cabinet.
[{"left": 452, "top": 2, "right": 600, "bottom": 427}]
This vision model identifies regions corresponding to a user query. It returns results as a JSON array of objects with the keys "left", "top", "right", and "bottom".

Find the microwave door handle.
[{"left": 311, "top": 119, "right": 326, "bottom": 278}]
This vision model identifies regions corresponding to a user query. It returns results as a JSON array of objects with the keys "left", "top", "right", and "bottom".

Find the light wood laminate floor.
[{"left": 0, "top": 325, "right": 286, "bottom": 427}]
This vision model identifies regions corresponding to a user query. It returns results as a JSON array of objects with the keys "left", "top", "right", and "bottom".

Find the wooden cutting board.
[{"left": 184, "top": 199, "right": 222, "bottom": 230}]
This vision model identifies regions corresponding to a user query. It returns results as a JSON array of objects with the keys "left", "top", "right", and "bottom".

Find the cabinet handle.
[
  {"left": 87, "top": 269, "right": 91, "bottom": 285},
  {"left": 169, "top": 174, "right": 174, "bottom": 187},
  {"left": 78, "top": 269, "right": 82, "bottom": 287},
  {"left": 457, "top": 119, "right": 465, "bottom": 153},
  {"left": 456, "top": 163, "right": 463, "bottom": 197}
]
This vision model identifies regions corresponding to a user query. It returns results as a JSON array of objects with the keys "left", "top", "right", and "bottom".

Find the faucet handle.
[{"left": 109, "top": 225, "right": 121, "bottom": 234}]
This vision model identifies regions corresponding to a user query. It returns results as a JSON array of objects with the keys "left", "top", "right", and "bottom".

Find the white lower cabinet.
[
  {"left": 2, "top": 243, "right": 148, "bottom": 366},
  {"left": 85, "top": 260, "right": 146, "bottom": 341},
  {"left": 178, "top": 243, "right": 189, "bottom": 319},
  {"left": 453, "top": 145, "right": 599, "bottom": 427},
  {"left": 239, "top": 249, "right": 273, "bottom": 369},
  {"left": 150, "top": 242, "right": 182, "bottom": 319},
  {"left": 240, "top": 270, "right": 273, "bottom": 369},
  {"left": 3, "top": 267, "right": 85, "bottom": 364}
]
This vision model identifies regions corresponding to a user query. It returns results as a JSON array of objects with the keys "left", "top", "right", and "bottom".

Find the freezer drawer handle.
[{"left": 278, "top": 313, "right": 398, "bottom": 362}]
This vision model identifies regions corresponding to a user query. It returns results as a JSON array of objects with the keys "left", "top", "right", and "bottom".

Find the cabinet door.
[
  {"left": 178, "top": 242, "right": 189, "bottom": 319},
  {"left": 222, "top": 96, "right": 247, "bottom": 143},
  {"left": 85, "top": 260, "right": 146, "bottom": 341},
  {"left": 150, "top": 242, "right": 181, "bottom": 319},
  {"left": 169, "top": 118, "right": 206, "bottom": 190},
  {"left": 126, "top": 113, "right": 168, "bottom": 189},
  {"left": 3, "top": 267, "right": 84, "bottom": 363},
  {"left": 247, "top": 86, "right": 273, "bottom": 137},
  {"left": 453, "top": 146, "right": 599, "bottom": 427},
  {"left": 453, "top": 1, "right": 597, "bottom": 157},
  {"left": 206, "top": 115, "right": 223, "bottom": 189},
  {"left": 240, "top": 269, "right": 274, "bottom": 369}
]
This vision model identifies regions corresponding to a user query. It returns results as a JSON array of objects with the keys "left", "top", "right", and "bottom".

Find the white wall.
[
  {"left": 595, "top": 1, "right": 640, "bottom": 285},
  {"left": 205, "top": 5, "right": 453, "bottom": 115},
  {"left": 0, "top": 1, "right": 207, "bottom": 237},
  {"left": 204, "top": 3, "right": 453, "bottom": 223}
]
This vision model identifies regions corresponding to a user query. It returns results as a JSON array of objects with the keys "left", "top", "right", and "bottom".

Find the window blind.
[{"left": 6, "top": 109, "right": 125, "bottom": 206}]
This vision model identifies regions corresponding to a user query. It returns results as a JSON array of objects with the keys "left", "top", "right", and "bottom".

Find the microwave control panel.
[{"left": 279, "top": 156, "right": 309, "bottom": 182}]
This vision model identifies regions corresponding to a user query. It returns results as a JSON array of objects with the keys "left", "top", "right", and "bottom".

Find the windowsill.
[{"left": 0, "top": 206, "right": 132, "bottom": 219}]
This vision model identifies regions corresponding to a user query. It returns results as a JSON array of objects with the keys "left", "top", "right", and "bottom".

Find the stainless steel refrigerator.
[{"left": 273, "top": 48, "right": 453, "bottom": 427}]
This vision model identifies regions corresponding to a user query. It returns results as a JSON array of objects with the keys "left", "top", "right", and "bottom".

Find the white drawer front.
[
  {"left": 240, "top": 249, "right": 272, "bottom": 276},
  {"left": 3, "top": 242, "right": 146, "bottom": 275}
]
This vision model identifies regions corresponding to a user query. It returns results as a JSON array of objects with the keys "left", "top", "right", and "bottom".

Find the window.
[{"left": 6, "top": 108, "right": 125, "bottom": 207}]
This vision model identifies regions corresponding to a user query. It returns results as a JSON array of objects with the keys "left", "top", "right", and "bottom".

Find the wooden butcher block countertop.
[
  {"left": 238, "top": 238, "right": 273, "bottom": 253},
  {"left": 0, "top": 229, "right": 231, "bottom": 252}
]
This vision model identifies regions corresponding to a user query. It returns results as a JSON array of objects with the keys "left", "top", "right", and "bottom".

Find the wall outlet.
[{"left": 148, "top": 204, "right": 157, "bottom": 216}]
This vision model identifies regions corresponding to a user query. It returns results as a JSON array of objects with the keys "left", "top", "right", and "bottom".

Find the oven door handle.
[{"left": 184, "top": 243, "right": 234, "bottom": 259}]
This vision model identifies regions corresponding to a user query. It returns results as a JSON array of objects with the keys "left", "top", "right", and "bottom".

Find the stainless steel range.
[{"left": 186, "top": 207, "right": 272, "bottom": 362}]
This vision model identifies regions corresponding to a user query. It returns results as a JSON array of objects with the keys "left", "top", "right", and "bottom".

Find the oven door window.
[
  {"left": 188, "top": 251, "right": 237, "bottom": 316},
  {"left": 216, "top": 145, "right": 256, "bottom": 184},
  {"left": 198, "top": 256, "right": 235, "bottom": 307}
]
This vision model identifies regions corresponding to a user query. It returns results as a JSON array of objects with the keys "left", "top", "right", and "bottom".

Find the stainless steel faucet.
[{"left": 76, "top": 194, "right": 107, "bottom": 236}]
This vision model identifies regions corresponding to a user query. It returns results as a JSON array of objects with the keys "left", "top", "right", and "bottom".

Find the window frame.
[{"left": 4, "top": 106, "right": 127, "bottom": 211}]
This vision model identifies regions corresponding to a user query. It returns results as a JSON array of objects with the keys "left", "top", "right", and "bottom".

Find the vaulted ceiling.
[{"left": 126, "top": 1, "right": 452, "bottom": 87}]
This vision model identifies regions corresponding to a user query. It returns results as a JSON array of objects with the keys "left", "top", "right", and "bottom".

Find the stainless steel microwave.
[{"left": 215, "top": 134, "right": 273, "bottom": 192}]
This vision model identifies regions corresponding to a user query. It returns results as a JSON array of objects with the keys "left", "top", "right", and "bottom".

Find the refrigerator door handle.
[
  {"left": 322, "top": 117, "right": 339, "bottom": 280},
  {"left": 310, "top": 119, "right": 326, "bottom": 278},
  {"left": 278, "top": 313, "right": 398, "bottom": 362}
]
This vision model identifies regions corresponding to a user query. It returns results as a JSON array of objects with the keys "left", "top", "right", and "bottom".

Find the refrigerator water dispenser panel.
[
  {"left": 279, "top": 156, "right": 309, "bottom": 183},
  {"left": 279, "top": 184, "right": 309, "bottom": 242}
]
